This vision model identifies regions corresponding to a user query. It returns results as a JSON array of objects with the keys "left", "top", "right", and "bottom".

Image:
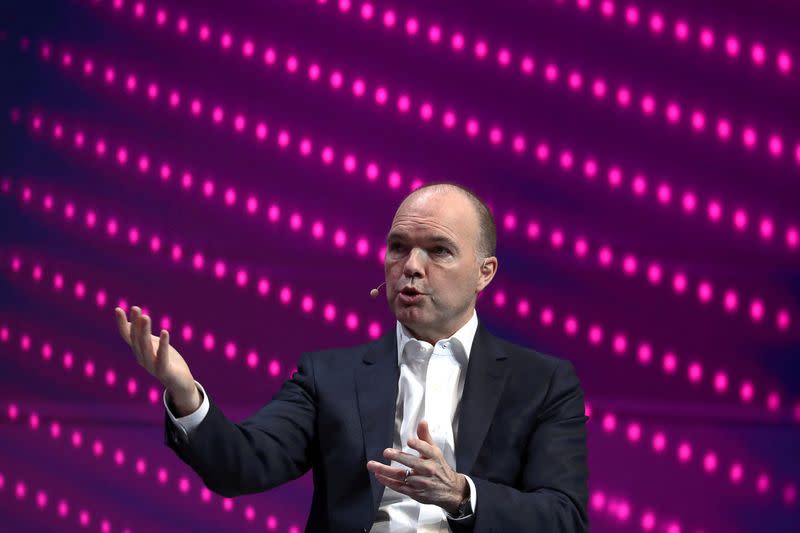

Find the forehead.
[{"left": 388, "top": 189, "right": 479, "bottom": 245}]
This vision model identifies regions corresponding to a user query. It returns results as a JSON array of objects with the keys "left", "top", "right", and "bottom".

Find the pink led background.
[{"left": 0, "top": 0, "right": 798, "bottom": 531}]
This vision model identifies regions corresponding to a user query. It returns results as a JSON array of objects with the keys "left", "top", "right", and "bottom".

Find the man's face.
[{"left": 384, "top": 189, "right": 492, "bottom": 343}]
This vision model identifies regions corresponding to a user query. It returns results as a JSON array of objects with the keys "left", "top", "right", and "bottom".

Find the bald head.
[{"left": 397, "top": 183, "right": 496, "bottom": 259}]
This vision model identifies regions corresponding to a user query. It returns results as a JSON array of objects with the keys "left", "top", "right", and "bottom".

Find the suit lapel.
[
  {"left": 455, "top": 322, "right": 510, "bottom": 475},
  {"left": 355, "top": 326, "right": 400, "bottom": 515}
]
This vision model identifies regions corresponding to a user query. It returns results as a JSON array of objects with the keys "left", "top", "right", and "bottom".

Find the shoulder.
[
  {"left": 301, "top": 335, "right": 385, "bottom": 369},
  {"left": 485, "top": 326, "right": 577, "bottom": 378}
]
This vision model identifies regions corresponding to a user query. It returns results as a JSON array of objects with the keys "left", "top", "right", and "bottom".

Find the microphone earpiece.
[{"left": 370, "top": 282, "right": 386, "bottom": 298}]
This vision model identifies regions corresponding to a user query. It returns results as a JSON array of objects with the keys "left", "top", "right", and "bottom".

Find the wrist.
[
  {"left": 167, "top": 381, "right": 201, "bottom": 416},
  {"left": 444, "top": 474, "right": 470, "bottom": 514}
]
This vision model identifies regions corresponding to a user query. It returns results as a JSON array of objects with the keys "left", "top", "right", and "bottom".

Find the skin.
[{"left": 114, "top": 186, "right": 498, "bottom": 515}]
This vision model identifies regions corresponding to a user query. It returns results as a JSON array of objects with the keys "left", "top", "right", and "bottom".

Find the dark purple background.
[{"left": 1, "top": 0, "right": 799, "bottom": 531}]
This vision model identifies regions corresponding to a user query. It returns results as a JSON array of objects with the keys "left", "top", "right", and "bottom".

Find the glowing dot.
[
  {"left": 759, "top": 217, "right": 774, "bottom": 240},
  {"left": 674, "top": 20, "right": 689, "bottom": 41},
  {"left": 713, "top": 371, "right": 729, "bottom": 393},
  {"left": 637, "top": 343, "right": 652, "bottom": 365},
  {"left": 612, "top": 334, "right": 627, "bottom": 354},
  {"left": 688, "top": 362, "right": 702, "bottom": 383},
  {"left": 616, "top": 86, "right": 631, "bottom": 107},
  {"left": 733, "top": 209, "right": 748, "bottom": 231},
  {"left": 540, "top": 307, "right": 554, "bottom": 326},
  {"left": 739, "top": 381, "right": 754, "bottom": 403},
  {"left": 592, "top": 79, "right": 607, "bottom": 99},
  {"left": 405, "top": 17, "right": 419, "bottom": 36},
  {"left": 641, "top": 94, "right": 655, "bottom": 115},
  {"left": 544, "top": 64, "right": 558, "bottom": 82},
  {"left": 716, "top": 118, "right": 732, "bottom": 140},
  {"left": 588, "top": 325, "right": 603, "bottom": 345},
  {"left": 662, "top": 352, "right": 677, "bottom": 374},
  {"left": 742, "top": 127, "right": 757, "bottom": 148},
  {"left": 751, "top": 43, "right": 766, "bottom": 66},
  {"left": 474, "top": 40, "right": 488, "bottom": 59},
  {"left": 521, "top": 56, "right": 535, "bottom": 75},
  {"left": 664, "top": 102, "right": 681, "bottom": 124},
  {"left": 699, "top": 28, "right": 714, "bottom": 49},
  {"left": 776, "top": 309, "right": 791, "bottom": 331},
  {"left": 777, "top": 50, "right": 793, "bottom": 74},
  {"left": 756, "top": 473, "right": 770, "bottom": 493},
  {"left": 626, "top": 422, "right": 641, "bottom": 442},
  {"left": 677, "top": 441, "right": 692, "bottom": 462},
  {"left": 601, "top": 413, "right": 616, "bottom": 432},
  {"left": 673, "top": 272, "right": 688, "bottom": 294},
  {"left": 725, "top": 35, "right": 741, "bottom": 57},
  {"left": 750, "top": 299, "right": 765, "bottom": 322}
]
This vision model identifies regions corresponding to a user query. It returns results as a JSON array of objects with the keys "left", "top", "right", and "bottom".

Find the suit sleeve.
[
  {"left": 164, "top": 352, "right": 318, "bottom": 498},
  {"left": 449, "top": 359, "right": 589, "bottom": 533}
]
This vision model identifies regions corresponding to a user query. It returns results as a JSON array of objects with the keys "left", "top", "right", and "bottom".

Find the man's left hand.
[{"left": 366, "top": 420, "right": 468, "bottom": 514}]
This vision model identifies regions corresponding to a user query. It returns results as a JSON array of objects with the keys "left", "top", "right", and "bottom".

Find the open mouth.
[
  {"left": 400, "top": 287, "right": 423, "bottom": 296},
  {"left": 398, "top": 287, "right": 427, "bottom": 302}
]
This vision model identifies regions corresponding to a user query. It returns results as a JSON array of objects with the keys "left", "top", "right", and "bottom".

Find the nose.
[{"left": 402, "top": 248, "right": 425, "bottom": 280}]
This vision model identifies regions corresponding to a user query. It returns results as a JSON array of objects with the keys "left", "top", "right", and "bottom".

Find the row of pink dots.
[
  {"left": 23, "top": 36, "right": 423, "bottom": 193},
  {"left": 0, "top": 249, "right": 380, "bottom": 383},
  {"left": 12, "top": 108, "right": 794, "bottom": 334},
  {"left": 4, "top": 402, "right": 302, "bottom": 532},
  {"left": 0, "top": 313, "right": 296, "bottom": 407},
  {"left": 5, "top": 115, "right": 793, "bottom": 416},
  {"left": 8, "top": 109, "right": 387, "bottom": 264},
  {"left": 0, "top": 324, "right": 694, "bottom": 533},
  {"left": 68, "top": 5, "right": 800, "bottom": 254},
  {"left": 303, "top": 0, "right": 800, "bottom": 169},
  {"left": 555, "top": 0, "right": 794, "bottom": 79},
  {"left": 585, "top": 402, "right": 798, "bottom": 505},
  {"left": 483, "top": 286, "right": 800, "bottom": 421},
  {"left": 0, "top": 470, "right": 130, "bottom": 532},
  {"left": 590, "top": 488, "right": 700, "bottom": 533},
  {"left": 1, "top": 177, "right": 384, "bottom": 340},
  {"left": 501, "top": 210, "right": 792, "bottom": 332},
  {"left": 18, "top": 36, "right": 800, "bottom": 322}
]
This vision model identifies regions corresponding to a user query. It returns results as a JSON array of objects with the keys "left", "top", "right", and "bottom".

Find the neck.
[{"left": 401, "top": 308, "right": 475, "bottom": 345}]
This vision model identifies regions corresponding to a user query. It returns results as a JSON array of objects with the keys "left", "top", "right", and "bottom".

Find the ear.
[{"left": 476, "top": 256, "right": 498, "bottom": 293}]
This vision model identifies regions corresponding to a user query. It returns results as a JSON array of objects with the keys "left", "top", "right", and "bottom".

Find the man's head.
[{"left": 384, "top": 183, "right": 498, "bottom": 344}]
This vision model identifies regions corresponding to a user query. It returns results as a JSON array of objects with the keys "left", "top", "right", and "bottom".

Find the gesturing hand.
[
  {"left": 114, "top": 306, "right": 198, "bottom": 413},
  {"left": 366, "top": 420, "right": 469, "bottom": 514}
]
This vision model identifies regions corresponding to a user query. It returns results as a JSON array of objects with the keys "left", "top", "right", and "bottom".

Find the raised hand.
[{"left": 114, "top": 306, "right": 200, "bottom": 415}]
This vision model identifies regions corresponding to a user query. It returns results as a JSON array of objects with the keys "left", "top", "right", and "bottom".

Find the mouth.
[
  {"left": 400, "top": 287, "right": 422, "bottom": 295},
  {"left": 398, "top": 286, "right": 427, "bottom": 303}
]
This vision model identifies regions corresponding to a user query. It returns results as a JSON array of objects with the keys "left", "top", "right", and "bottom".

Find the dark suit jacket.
[{"left": 165, "top": 321, "right": 589, "bottom": 532}]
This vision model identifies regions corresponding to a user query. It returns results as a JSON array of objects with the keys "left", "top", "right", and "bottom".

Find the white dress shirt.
[{"left": 165, "top": 311, "right": 480, "bottom": 532}]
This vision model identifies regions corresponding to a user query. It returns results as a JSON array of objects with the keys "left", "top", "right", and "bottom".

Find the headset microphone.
[{"left": 370, "top": 282, "right": 386, "bottom": 298}]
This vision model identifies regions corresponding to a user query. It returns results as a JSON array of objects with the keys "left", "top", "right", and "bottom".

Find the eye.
[{"left": 432, "top": 246, "right": 452, "bottom": 256}]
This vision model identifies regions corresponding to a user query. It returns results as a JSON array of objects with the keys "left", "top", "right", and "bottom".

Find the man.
[{"left": 114, "top": 183, "right": 589, "bottom": 532}]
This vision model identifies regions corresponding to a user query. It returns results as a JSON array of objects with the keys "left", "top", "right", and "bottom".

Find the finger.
[
  {"left": 408, "top": 434, "right": 439, "bottom": 460},
  {"left": 366, "top": 460, "right": 410, "bottom": 481},
  {"left": 114, "top": 307, "right": 132, "bottom": 346},
  {"left": 417, "top": 420, "right": 435, "bottom": 446},
  {"left": 155, "top": 328, "right": 170, "bottom": 373},
  {"left": 128, "top": 307, "right": 141, "bottom": 357},
  {"left": 138, "top": 315, "right": 155, "bottom": 363},
  {"left": 383, "top": 448, "right": 427, "bottom": 471},
  {"left": 374, "top": 472, "right": 415, "bottom": 493}
]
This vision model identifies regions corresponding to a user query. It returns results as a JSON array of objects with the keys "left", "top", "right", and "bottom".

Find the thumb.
[{"left": 417, "top": 420, "right": 435, "bottom": 445}]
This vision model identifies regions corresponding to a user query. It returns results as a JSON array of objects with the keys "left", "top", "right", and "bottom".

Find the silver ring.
[{"left": 404, "top": 469, "right": 412, "bottom": 483}]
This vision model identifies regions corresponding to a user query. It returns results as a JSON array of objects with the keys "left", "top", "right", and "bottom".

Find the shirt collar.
[{"left": 395, "top": 309, "right": 479, "bottom": 365}]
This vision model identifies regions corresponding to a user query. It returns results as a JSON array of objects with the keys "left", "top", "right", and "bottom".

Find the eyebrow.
[{"left": 386, "top": 231, "right": 459, "bottom": 249}]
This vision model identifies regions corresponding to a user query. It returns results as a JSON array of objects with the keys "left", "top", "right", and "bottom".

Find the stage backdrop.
[{"left": 1, "top": 0, "right": 798, "bottom": 531}]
